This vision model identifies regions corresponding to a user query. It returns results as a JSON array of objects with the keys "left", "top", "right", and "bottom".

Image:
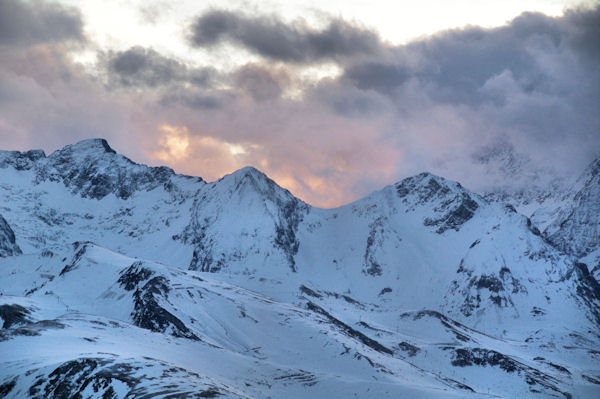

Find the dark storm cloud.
[
  {"left": 408, "top": 15, "right": 562, "bottom": 105},
  {"left": 160, "top": 88, "right": 223, "bottom": 110},
  {"left": 189, "top": 9, "right": 382, "bottom": 63},
  {"left": 0, "top": 0, "right": 84, "bottom": 46},
  {"left": 339, "top": 6, "right": 599, "bottom": 139},
  {"left": 2, "top": 3, "right": 599, "bottom": 207},
  {"left": 337, "top": 16, "right": 557, "bottom": 105},
  {"left": 101, "top": 46, "right": 217, "bottom": 88},
  {"left": 307, "top": 79, "right": 389, "bottom": 117},
  {"left": 344, "top": 6, "right": 600, "bottom": 108},
  {"left": 288, "top": 4, "right": 598, "bottom": 195},
  {"left": 233, "top": 64, "right": 289, "bottom": 101},
  {"left": 323, "top": 89, "right": 386, "bottom": 117},
  {"left": 99, "top": 46, "right": 290, "bottom": 108},
  {"left": 343, "top": 62, "right": 410, "bottom": 95},
  {"left": 559, "top": 5, "right": 600, "bottom": 62}
]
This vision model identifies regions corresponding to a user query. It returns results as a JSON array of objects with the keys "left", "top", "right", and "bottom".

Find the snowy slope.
[
  {"left": 2, "top": 243, "right": 598, "bottom": 398},
  {"left": 0, "top": 244, "right": 495, "bottom": 398},
  {"left": 490, "top": 155, "right": 600, "bottom": 283},
  {"left": 540, "top": 158, "right": 600, "bottom": 258},
  {"left": 482, "top": 150, "right": 600, "bottom": 260},
  {"left": 0, "top": 139, "right": 598, "bottom": 398},
  {"left": 482, "top": 151, "right": 600, "bottom": 288},
  {"left": 0, "top": 139, "right": 202, "bottom": 266},
  {"left": 181, "top": 166, "right": 309, "bottom": 273}
]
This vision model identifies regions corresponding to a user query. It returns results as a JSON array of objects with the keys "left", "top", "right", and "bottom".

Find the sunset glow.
[
  {"left": 0, "top": 0, "right": 598, "bottom": 207},
  {"left": 155, "top": 125, "right": 191, "bottom": 161}
]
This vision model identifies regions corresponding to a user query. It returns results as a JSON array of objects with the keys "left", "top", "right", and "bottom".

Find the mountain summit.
[
  {"left": 0, "top": 139, "right": 598, "bottom": 398},
  {"left": 56, "top": 138, "right": 117, "bottom": 155}
]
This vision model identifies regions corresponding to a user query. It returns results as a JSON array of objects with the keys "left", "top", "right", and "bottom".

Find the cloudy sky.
[{"left": 0, "top": 0, "right": 598, "bottom": 207}]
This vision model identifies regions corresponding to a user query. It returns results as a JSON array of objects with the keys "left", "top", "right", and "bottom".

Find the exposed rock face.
[
  {"left": 0, "top": 215, "right": 21, "bottom": 257},
  {"left": 0, "top": 149, "right": 45, "bottom": 170},
  {"left": 543, "top": 158, "right": 600, "bottom": 258},
  {"left": 0, "top": 139, "right": 599, "bottom": 399},
  {"left": 395, "top": 173, "right": 482, "bottom": 233},
  {"left": 24, "top": 357, "right": 231, "bottom": 399},
  {"left": 448, "top": 267, "right": 527, "bottom": 318},
  {"left": 41, "top": 139, "right": 184, "bottom": 200},
  {"left": 363, "top": 217, "right": 385, "bottom": 276},
  {"left": 118, "top": 262, "right": 199, "bottom": 340},
  {"left": 0, "top": 138, "right": 202, "bottom": 201},
  {"left": 0, "top": 304, "right": 31, "bottom": 328}
]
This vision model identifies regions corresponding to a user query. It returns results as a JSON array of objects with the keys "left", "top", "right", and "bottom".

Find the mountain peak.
[
  {"left": 40, "top": 138, "right": 183, "bottom": 200},
  {"left": 230, "top": 165, "right": 268, "bottom": 180},
  {"left": 54, "top": 138, "right": 117, "bottom": 156},
  {"left": 395, "top": 172, "right": 465, "bottom": 199},
  {"left": 217, "top": 166, "right": 285, "bottom": 198},
  {"left": 393, "top": 172, "right": 484, "bottom": 234}
]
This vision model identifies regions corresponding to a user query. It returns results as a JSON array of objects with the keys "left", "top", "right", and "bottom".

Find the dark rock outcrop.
[
  {"left": 118, "top": 263, "right": 199, "bottom": 340},
  {"left": 0, "top": 215, "right": 21, "bottom": 257},
  {"left": 395, "top": 173, "right": 481, "bottom": 233}
]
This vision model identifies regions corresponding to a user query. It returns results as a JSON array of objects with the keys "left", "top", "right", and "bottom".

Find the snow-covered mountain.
[
  {"left": 477, "top": 141, "right": 600, "bottom": 284},
  {"left": 181, "top": 166, "right": 309, "bottom": 273},
  {"left": 473, "top": 140, "right": 569, "bottom": 217},
  {"left": 538, "top": 158, "right": 600, "bottom": 256},
  {"left": 484, "top": 152, "right": 600, "bottom": 283},
  {"left": 0, "top": 139, "right": 599, "bottom": 398}
]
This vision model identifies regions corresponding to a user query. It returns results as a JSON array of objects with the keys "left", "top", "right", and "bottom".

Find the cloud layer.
[
  {"left": 189, "top": 10, "right": 383, "bottom": 63},
  {"left": 0, "top": 0, "right": 84, "bottom": 46},
  {"left": 0, "top": 1, "right": 598, "bottom": 207}
]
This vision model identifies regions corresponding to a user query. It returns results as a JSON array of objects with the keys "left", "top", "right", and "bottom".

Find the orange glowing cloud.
[
  {"left": 154, "top": 124, "right": 191, "bottom": 161},
  {"left": 149, "top": 123, "right": 259, "bottom": 182},
  {"left": 144, "top": 101, "right": 403, "bottom": 208}
]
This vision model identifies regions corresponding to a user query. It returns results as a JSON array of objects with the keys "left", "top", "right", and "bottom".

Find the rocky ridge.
[{"left": 0, "top": 139, "right": 598, "bottom": 398}]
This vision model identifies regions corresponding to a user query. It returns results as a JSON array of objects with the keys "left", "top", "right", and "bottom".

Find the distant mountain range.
[{"left": 0, "top": 139, "right": 598, "bottom": 398}]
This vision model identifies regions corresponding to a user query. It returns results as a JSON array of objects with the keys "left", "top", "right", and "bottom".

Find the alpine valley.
[{"left": 0, "top": 139, "right": 599, "bottom": 398}]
